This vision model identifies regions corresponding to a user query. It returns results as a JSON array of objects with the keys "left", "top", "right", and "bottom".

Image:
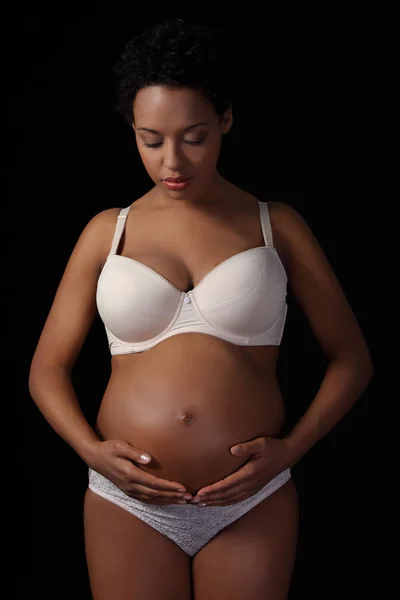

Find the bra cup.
[
  {"left": 193, "top": 248, "right": 287, "bottom": 337},
  {"left": 195, "top": 281, "right": 287, "bottom": 338},
  {"left": 96, "top": 246, "right": 287, "bottom": 347},
  {"left": 97, "top": 259, "right": 181, "bottom": 342}
]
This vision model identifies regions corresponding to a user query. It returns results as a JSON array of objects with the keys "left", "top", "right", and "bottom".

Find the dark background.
[{"left": 11, "top": 3, "right": 396, "bottom": 598}]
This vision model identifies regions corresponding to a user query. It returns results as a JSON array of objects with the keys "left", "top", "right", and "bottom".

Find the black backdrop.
[{"left": 12, "top": 4, "right": 395, "bottom": 599}]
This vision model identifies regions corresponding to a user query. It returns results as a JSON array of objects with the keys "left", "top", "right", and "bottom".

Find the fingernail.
[
  {"left": 197, "top": 503, "right": 207, "bottom": 507},
  {"left": 183, "top": 494, "right": 192, "bottom": 500},
  {"left": 231, "top": 446, "right": 242, "bottom": 455},
  {"left": 140, "top": 453, "right": 151, "bottom": 462}
]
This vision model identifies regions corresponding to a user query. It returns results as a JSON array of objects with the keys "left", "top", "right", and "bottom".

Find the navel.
[{"left": 176, "top": 410, "right": 196, "bottom": 426}]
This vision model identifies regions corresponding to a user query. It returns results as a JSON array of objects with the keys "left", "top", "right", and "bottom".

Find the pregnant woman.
[{"left": 28, "top": 18, "right": 373, "bottom": 600}]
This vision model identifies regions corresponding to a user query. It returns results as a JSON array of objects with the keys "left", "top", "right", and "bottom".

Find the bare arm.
[
  {"left": 28, "top": 208, "right": 119, "bottom": 465},
  {"left": 269, "top": 202, "right": 373, "bottom": 466}
]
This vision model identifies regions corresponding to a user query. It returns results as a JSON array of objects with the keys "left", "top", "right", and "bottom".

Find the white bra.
[{"left": 96, "top": 200, "right": 288, "bottom": 355}]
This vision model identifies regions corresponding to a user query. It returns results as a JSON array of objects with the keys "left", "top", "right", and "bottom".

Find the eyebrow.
[{"left": 136, "top": 122, "right": 210, "bottom": 134}]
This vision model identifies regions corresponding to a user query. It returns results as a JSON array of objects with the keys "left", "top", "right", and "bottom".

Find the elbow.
[
  {"left": 28, "top": 367, "right": 43, "bottom": 399},
  {"left": 355, "top": 338, "right": 374, "bottom": 386},
  {"left": 340, "top": 343, "right": 374, "bottom": 390},
  {"left": 356, "top": 353, "right": 373, "bottom": 392},
  {"left": 327, "top": 337, "right": 374, "bottom": 390},
  {"left": 28, "top": 359, "right": 44, "bottom": 399},
  {"left": 28, "top": 356, "right": 39, "bottom": 397},
  {"left": 362, "top": 350, "right": 374, "bottom": 388},
  {"left": 28, "top": 356, "right": 70, "bottom": 399}
]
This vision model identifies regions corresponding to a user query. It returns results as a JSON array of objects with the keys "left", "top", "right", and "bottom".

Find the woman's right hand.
[{"left": 87, "top": 440, "right": 193, "bottom": 505}]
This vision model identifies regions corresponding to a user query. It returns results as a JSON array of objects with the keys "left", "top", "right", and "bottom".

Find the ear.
[{"left": 220, "top": 105, "right": 233, "bottom": 134}]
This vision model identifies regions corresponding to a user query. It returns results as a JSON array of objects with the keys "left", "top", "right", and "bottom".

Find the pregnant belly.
[{"left": 95, "top": 334, "right": 285, "bottom": 494}]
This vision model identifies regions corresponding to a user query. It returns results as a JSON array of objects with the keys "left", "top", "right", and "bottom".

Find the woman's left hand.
[{"left": 191, "top": 436, "right": 292, "bottom": 506}]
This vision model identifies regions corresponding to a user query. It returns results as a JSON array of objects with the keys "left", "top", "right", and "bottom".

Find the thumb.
[
  {"left": 137, "top": 451, "right": 152, "bottom": 464},
  {"left": 118, "top": 441, "right": 152, "bottom": 464},
  {"left": 230, "top": 442, "right": 248, "bottom": 456},
  {"left": 231, "top": 437, "right": 266, "bottom": 456}
]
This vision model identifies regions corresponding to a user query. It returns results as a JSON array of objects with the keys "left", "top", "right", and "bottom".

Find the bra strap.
[
  {"left": 109, "top": 206, "right": 131, "bottom": 255},
  {"left": 258, "top": 201, "right": 274, "bottom": 247}
]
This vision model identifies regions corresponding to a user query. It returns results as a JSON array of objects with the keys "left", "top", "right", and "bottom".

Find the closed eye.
[{"left": 144, "top": 138, "right": 205, "bottom": 148}]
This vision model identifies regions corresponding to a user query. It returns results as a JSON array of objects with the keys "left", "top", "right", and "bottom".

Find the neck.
[{"left": 151, "top": 171, "right": 233, "bottom": 211}]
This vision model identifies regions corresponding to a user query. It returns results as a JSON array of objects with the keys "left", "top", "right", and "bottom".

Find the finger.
[
  {"left": 130, "top": 471, "right": 189, "bottom": 493},
  {"left": 151, "top": 498, "right": 190, "bottom": 505},
  {"left": 205, "top": 492, "right": 251, "bottom": 506},
  {"left": 131, "top": 493, "right": 190, "bottom": 505},
  {"left": 114, "top": 441, "right": 152, "bottom": 465},
  {"left": 231, "top": 436, "right": 267, "bottom": 456},
  {"left": 199, "top": 482, "right": 250, "bottom": 503},
  {"left": 198, "top": 488, "right": 256, "bottom": 506},
  {"left": 128, "top": 481, "right": 191, "bottom": 501},
  {"left": 196, "top": 465, "right": 253, "bottom": 497}
]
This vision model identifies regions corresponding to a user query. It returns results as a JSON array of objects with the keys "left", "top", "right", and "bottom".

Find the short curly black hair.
[{"left": 112, "top": 18, "right": 235, "bottom": 126}]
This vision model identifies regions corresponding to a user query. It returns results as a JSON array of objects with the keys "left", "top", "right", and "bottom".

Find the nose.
[{"left": 162, "top": 139, "right": 185, "bottom": 172}]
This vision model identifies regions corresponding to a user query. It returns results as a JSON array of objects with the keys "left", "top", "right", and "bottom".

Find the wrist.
[
  {"left": 281, "top": 435, "right": 302, "bottom": 469},
  {"left": 78, "top": 438, "right": 103, "bottom": 467}
]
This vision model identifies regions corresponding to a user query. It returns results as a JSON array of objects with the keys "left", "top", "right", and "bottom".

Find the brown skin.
[
  {"left": 132, "top": 85, "right": 233, "bottom": 209},
  {"left": 29, "top": 85, "right": 373, "bottom": 599}
]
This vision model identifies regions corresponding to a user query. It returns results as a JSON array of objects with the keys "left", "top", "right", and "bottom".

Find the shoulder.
[
  {"left": 267, "top": 201, "right": 307, "bottom": 233},
  {"left": 65, "top": 206, "right": 126, "bottom": 272},
  {"left": 266, "top": 201, "right": 315, "bottom": 258},
  {"left": 77, "top": 206, "right": 123, "bottom": 250},
  {"left": 83, "top": 206, "right": 123, "bottom": 235}
]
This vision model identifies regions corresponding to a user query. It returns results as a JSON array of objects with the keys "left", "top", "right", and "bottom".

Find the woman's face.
[{"left": 132, "top": 86, "right": 232, "bottom": 203}]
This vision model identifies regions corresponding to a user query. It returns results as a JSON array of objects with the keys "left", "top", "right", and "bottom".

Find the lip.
[
  {"left": 163, "top": 177, "right": 192, "bottom": 191},
  {"left": 164, "top": 176, "right": 190, "bottom": 183}
]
